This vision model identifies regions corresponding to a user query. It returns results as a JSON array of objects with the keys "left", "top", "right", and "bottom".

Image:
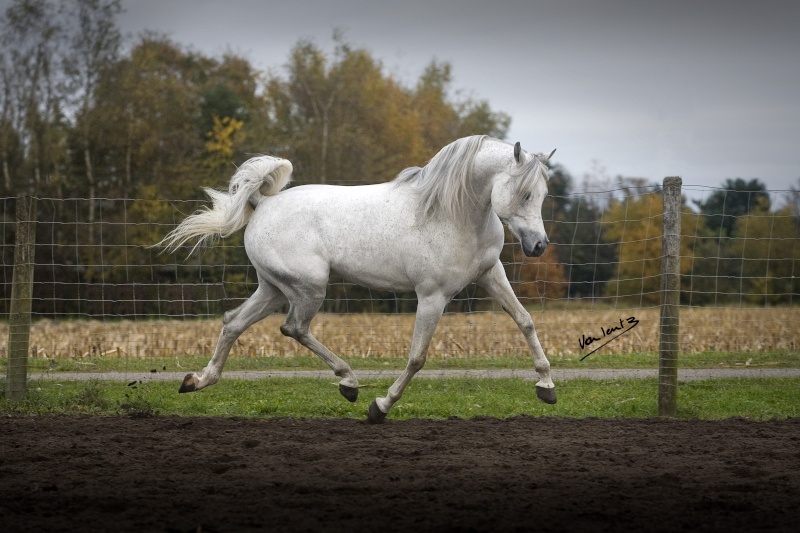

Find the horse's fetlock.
[{"left": 333, "top": 364, "right": 351, "bottom": 378}]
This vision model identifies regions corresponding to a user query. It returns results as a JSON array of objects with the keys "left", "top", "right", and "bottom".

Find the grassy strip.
[
  {"left": 2, "top": 377, "right": 798, "bottom": 420},
  {"left": 6, "top": 350, "right": 799, "bottom": 375}
]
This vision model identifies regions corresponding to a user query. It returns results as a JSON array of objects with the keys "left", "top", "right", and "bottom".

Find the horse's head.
[{"left": 490, "top": 142, "right": 554, "bottom": 257}]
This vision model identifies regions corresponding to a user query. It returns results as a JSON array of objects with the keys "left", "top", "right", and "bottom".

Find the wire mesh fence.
[{"left": 1, "top": 182, "right": 799, "bottom": 405}]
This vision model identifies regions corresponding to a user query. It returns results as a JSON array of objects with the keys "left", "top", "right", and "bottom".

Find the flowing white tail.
[{"left": 156, "top": 156, "right": 293, "bottom": 255}]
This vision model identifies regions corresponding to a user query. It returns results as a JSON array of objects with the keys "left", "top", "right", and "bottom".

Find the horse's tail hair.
[{"left": 155, "top": 155, "right": 293, "bottom": 256}]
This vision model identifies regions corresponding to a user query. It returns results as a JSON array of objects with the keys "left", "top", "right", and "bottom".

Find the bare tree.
[
  {"left": 61, "top": 0, "right": 121, "bottom": 218},
  {"left": 0, "top": 0, "right": 63, "bottom": 193}
]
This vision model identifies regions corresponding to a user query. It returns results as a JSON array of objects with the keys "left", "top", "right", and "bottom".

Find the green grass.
[
  {"left": 6, "top": 349, "right": 798, "bottom": 375},
  {"left": 2, "top": 376, "right": 798, "bottom": 420}
]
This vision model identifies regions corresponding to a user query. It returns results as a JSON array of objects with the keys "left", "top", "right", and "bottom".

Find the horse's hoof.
[
  {"left": 536, "top": 385, "right": 557, "bottom": 405},
  {"left": 178, "top": 374, "right": 198, "bottom": 393},
  {"left": 339, "top": 384, "right": 359, "bottom": 403},
  {"left": 367, "top": 400, "right": 387, "bottom": 424}
]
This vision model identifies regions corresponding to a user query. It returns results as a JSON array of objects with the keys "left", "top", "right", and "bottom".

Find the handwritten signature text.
[{"left": 579, "top": 316, "right": 640, "bottom": 361}]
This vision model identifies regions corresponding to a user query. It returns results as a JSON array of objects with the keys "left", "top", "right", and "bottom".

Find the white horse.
[{"left": 157, "top": 135, "right": 557, "bottom": 423}]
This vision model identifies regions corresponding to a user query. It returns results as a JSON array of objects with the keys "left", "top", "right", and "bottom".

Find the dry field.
[{"left": 3, "top": 307, "right": 798, "bottom": 361}]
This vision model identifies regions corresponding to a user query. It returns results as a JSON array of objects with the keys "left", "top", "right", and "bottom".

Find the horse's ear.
[
  {"left": 548, "top": 148, "right": 557, "bottom": 161},
  {"left": 514, "top": 142, "right": 521, "bottom": 163}
]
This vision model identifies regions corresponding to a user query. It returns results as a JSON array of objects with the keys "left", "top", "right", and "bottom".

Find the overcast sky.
[{"left": 114, "top": 0, "right": 800, "bottom": 197}]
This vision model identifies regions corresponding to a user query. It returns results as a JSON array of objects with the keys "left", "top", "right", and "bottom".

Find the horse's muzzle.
[{"left": 522, "top": 235, "right": 549, "bottom": 257}]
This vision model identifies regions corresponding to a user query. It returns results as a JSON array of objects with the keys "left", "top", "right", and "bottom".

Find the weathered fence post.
[
  {"left": 6, "top": 195, "right": 37, "bottom": 401},
  {"left": 659, "top": 177, "right": 681, "bottom": 416}
]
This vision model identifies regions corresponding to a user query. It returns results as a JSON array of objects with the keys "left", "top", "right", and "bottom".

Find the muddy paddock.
[{"left": 1, "top": 415, "right": 798, "bottom": 532}]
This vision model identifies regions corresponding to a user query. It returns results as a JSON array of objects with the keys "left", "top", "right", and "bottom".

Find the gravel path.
[{"left": 13, "top": 367, "right": 800, "bottom": 383}]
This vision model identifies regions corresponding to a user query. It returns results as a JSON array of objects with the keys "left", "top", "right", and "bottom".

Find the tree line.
[{"left": 1, "top": 0, "right": 798, "bottom": 317}]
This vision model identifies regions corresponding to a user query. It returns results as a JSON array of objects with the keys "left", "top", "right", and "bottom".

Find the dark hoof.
[
  {"left": 339, "top": 384, "right": 359, "bottom": 403},
  {"left": 536, "top": 385, "right": 557, "bottom": 405},
  {"left": 367, "top": 400, "right": 387, "bottom": 424},
  {"left": 178, "top": 374, "right": 197, "bottom": 393}
]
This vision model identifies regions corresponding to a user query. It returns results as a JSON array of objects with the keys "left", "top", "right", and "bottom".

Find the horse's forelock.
[{"left": 509, "top": 154, "right": 549, "bottom": 210}]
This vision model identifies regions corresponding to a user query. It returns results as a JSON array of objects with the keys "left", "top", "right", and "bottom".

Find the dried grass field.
[{"left": 5, "top": 307, "right": 798, "bottom": 362}]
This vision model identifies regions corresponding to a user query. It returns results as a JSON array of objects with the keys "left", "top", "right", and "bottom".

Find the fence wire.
[{"left": 1, "top": 186, "right": 799, "bottom": 374}]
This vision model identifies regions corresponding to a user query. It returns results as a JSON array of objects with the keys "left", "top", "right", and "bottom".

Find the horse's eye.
[{"left": 524, "top": 192, "right": 531, "bottom": 202}]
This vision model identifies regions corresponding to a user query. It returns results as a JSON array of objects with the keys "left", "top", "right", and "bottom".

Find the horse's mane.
[{"left": 394, "top": 135, "right": 549, "bottom": 222}]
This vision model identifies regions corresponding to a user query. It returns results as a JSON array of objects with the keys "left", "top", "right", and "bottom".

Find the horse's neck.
[{"left": 471, "top": 140, "right": 510, "bottom": 202}]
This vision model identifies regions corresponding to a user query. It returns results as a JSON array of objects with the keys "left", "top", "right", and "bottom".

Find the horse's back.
[
  {"left": 251, "top": 182, "right": 413, "bottom": 236},
  {"left": 245, "top": 182, "right": 417, "bottom": 290}
]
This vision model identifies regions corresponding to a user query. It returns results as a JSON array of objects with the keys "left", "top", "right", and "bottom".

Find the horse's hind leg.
[
  {"left": 280, "top": 294, "right": 360, "bottom": 402},
  {"left": 179, "top": 282, "right": 286, "bottom": 393}
]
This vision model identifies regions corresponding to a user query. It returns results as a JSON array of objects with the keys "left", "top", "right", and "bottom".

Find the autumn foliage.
[{"left": 1, "top": 1, "right": 798, "bottom": 317}]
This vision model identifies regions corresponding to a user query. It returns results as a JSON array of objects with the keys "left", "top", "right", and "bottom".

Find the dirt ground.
[{"left": 1, "top": 415, "right": 798, "bottom": 532}]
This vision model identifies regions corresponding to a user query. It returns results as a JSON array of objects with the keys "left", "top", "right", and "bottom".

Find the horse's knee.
[
  {"left": 221, "top": 311, "right": 249, "bottom": 339},
  {"left": 220, "top": 322, "right": 246, "bottom": 341},
  {"left": 222, "top": 301, "right": 250, "bottom": 325}
]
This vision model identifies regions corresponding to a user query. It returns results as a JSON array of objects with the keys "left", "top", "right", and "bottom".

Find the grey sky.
[{"left": 112, "top": 0, "right": 800, "bottom": 195}]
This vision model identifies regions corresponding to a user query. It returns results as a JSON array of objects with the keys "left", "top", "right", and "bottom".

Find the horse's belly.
[{"left": 330, "top": 258, "right": 415, "bottom": 293}]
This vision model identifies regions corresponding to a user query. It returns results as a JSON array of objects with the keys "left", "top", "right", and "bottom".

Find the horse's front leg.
[
  {"left": 368, "top": 293, "right": 449, "bottom": 424},
  {"left": 477, "top": 260, "right": 556, "bottom": 404},
  {"left": 179, "top": 283, "right": 286, "bottom": 393}
]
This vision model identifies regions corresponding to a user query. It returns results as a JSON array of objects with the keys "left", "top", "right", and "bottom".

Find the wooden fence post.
[
  {"left": 6, "top": 195, "right": 37, "bottom": 401},
  {"left": 659, "top": 177, "right": 681, "bottom": 416}
]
